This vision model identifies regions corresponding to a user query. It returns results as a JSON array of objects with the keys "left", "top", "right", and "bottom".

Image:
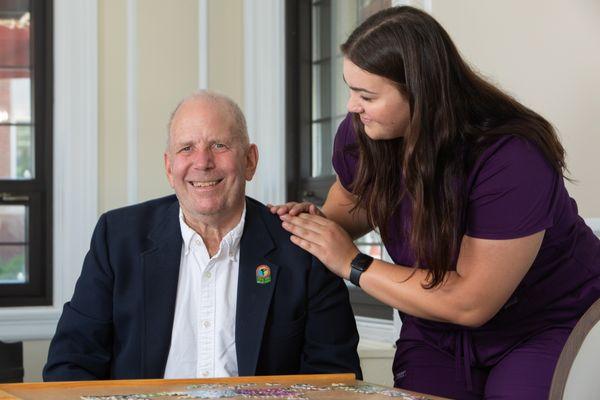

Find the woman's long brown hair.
[{"left": 341, "top": 6, "right": 566, "bottom": 288}]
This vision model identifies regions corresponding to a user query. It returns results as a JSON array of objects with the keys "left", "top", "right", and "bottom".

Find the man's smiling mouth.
[{"left": 189, "top": 179, "right": 223, "bottom": 188}]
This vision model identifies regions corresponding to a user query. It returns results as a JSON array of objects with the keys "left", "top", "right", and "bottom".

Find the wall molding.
[
  {"left": 126, "top": 0, "right": 138, "bottom": 205},
  {"left": 198, "top": 0, "right": 208, "bottom": 89},
  {"left": 0, "top": 0, "right": 98, "bottom": 342},
  {"left": 243, "top": 0, "right": 286, "bottom": 204}
]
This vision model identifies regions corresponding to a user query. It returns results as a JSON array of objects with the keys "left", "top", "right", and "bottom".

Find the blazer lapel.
[
  {"left": 141, "top": 200, "right": 182, "bottom": 378},
  {"left": 236, "top": 199, "right": 279, "bottom": 376}
]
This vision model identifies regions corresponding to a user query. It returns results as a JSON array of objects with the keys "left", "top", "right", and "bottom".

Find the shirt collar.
[{"left": 179, "top": 204, "right": 246, "bottom": 260}]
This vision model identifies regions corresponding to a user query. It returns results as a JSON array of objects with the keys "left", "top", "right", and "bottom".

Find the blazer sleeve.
[
  {"left": 43, "top": 214, "right": 114, "bottom": 381},
  {"left": 300, "top": 257, "right": 363, "bottom": 379}
]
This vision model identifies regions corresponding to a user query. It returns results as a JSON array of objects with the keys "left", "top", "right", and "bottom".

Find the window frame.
[
  {"left": 285, "top": 0, "right": 393, "bottom": 321},
  {"left": 0, "top": 0, "right": 53, "bottom": 307}
]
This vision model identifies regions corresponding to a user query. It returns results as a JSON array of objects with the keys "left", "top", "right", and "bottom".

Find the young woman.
[{"left": 270, "top": 6, "right": 600, "bottom": 399}]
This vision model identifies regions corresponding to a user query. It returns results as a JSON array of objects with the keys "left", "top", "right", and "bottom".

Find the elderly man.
[{"left": 44, "top": 91, "right": 361, "bottom": 381}]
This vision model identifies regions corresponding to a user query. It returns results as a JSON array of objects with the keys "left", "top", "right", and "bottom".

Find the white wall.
[
  {"left": 99, "top": 0, "right": 200, "bottom": 212},
  {"left": 432, "top": 0, "right": 600, "bottom": 219}
]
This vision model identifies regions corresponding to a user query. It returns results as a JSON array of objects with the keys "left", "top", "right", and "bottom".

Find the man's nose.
[{"left": 192, "top": 147, "right": 215, "bottom": 169}]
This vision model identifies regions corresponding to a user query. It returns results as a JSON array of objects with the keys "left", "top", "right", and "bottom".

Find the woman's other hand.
[
  {"left": 280, "top": 213, "right": 358, "bottom": 279},
  {"left": 267, "top": 202, "right": 325, "bottom": 217}
]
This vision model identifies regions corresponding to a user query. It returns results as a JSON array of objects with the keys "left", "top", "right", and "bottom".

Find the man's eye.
[
  {"left": 179, "top": 146, "right": 191, "bottom": 153},
  {"left": 213, "top": 143, "right": 227, "bottom": 150}
]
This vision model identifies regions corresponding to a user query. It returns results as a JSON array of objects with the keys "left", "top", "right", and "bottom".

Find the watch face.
[{"left": 352, "top": 253, "right": 373, "bottom": 272}]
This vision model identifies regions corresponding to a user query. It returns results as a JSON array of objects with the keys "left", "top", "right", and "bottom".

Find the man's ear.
[
  {"left": 164, "top": 152, "right": 175, "bottom": 188},
  {"left": 245, "top": 144, "right": 259, "bottom": 181}
]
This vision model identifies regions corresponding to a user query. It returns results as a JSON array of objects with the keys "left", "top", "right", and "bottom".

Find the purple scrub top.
[{"left": 332, "top": 114, "right": 600, "bottom": 370}]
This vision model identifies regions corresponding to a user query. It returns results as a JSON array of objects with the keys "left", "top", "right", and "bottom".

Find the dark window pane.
[
  {"left": 0, "top": 0, "right": 51, "bottom": 306},
  {"left": 0, "top": 75, "right": 31, "bottom": 123},
  {"left": 312, "top": 62, "right": 331, "bottom": 120},
  {"left": 311, "top": 119, "right": 334, "bottom": 177},
  {"left": 0, "top": 124, "right": 33, "bottom": 179},
  {"left": 311, "top": 1, "right": 330, "bottom": 61},
  {"left": 332, "top": 0, "right": 359, "bottom": 52},
  {"left": 0, "top": 1, "right": 30, "bottom": 69},
  {"left": 0, "top": 204, "right": 26, "bottom": 242},
  {"left": 0, "top": 244, "right": 27, "bottom": 283},
  {"left": 332, "top": 56, "right": 348, "bottom": 116},
  {"left": 287, "top": 0, "right": 393, "bottom": 320}
]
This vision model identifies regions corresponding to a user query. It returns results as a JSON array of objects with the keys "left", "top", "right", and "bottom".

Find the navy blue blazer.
[{"left": 43, "top": 196, "right": 361, "bottom": 381}]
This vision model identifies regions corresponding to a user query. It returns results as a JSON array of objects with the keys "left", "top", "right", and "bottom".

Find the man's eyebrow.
[
  {"left": 175, "top": 137, "right": 192, "bottom": 144},
  {"left": 342, "top": 75, "right": 377, "bottom": 95},
  {"left": 172, "top": 139, "right": 194, "bottom": 148},
  {"left": 209, "top": 136, "right": 236, "bottom": 144}
]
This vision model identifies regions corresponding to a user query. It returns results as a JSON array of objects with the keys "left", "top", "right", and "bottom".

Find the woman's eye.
[{"left": 361, "top": 96, "right": 373, "bottom": 102}]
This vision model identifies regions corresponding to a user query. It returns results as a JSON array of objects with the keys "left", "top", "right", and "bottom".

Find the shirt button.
[
  {"left": 202, "top": 371, "right": 209, "bottom": 377},
  {"left": 203, "top": 320, "right": 211, "bottom": 328},
  {"left": 195, "top": 239, "right": 201, "bottom": 246},
  {"left": 204, "top": 271, "right": 212, "bottom": 279}
]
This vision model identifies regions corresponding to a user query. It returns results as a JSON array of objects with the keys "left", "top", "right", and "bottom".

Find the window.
[
  {"left": 286, "top": 0, "right": 393, "bottom": 320},
  {"left": 0, "top": 0, "right": 52, "bottom": 307}
]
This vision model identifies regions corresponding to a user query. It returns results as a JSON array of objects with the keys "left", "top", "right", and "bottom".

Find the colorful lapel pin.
[{"left": 256, "top": 265, "right": 271, "bottom": 284}]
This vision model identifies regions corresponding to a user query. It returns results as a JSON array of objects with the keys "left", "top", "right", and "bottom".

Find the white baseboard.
[{"left": 0, "top": 308, "right": 60, "bottom": 341}]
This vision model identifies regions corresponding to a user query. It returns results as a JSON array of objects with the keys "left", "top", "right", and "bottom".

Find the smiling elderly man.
[{"left": 44, "top": 91, "right": 361, "bottom": 381}]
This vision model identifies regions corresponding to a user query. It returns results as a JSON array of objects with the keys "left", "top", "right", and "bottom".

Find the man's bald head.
[{"left": 166, "top": 90, "right": 249, "bottom": 151}]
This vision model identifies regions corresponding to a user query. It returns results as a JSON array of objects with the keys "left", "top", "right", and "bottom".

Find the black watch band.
[{"left": 349, "top": 252, "right": 374, "bottom": 287}]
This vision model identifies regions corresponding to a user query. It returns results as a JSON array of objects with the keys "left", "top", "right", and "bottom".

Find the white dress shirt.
[{"left": 163, "top": 206, "right": 245, "bottom": 378}]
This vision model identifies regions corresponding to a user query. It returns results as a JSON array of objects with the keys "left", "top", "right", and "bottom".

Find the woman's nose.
[{"left": 347, "top": 95, "right": 362, "bottom": 113}]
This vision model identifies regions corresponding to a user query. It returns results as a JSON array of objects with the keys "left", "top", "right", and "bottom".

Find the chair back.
[{"left": 549, "top": 297, "right": 600, "bottom": 399}]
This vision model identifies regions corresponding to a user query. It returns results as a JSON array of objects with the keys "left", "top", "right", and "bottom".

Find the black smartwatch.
[{"left": 349, "top": 252, "right": 374, "bottom": 287}]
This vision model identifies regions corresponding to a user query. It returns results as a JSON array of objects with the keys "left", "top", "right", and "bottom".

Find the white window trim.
[
  {"left": 243, "top": 0, "right": 286, "bottom": 205},
  {"left": 0, "top": 0, "right": 98, "bottom": 342}
]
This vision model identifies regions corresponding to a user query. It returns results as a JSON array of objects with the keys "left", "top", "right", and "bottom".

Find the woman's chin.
[{"left": 365, "top": 125, "right": 400, "bottom": 140}]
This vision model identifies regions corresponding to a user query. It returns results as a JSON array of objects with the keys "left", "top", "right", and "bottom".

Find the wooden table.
[{"left": 0, "top": 374, "right": 446, "bottom": 399}]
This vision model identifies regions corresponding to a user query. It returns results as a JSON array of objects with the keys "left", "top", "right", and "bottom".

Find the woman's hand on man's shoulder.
[{"left": 267, "top": 202, "right": 325, "bottom": 218}]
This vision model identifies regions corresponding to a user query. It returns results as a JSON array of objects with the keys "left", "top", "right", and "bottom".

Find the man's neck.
[{"left": 182, "top": 207, "right": 244, "bottom": 257}]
